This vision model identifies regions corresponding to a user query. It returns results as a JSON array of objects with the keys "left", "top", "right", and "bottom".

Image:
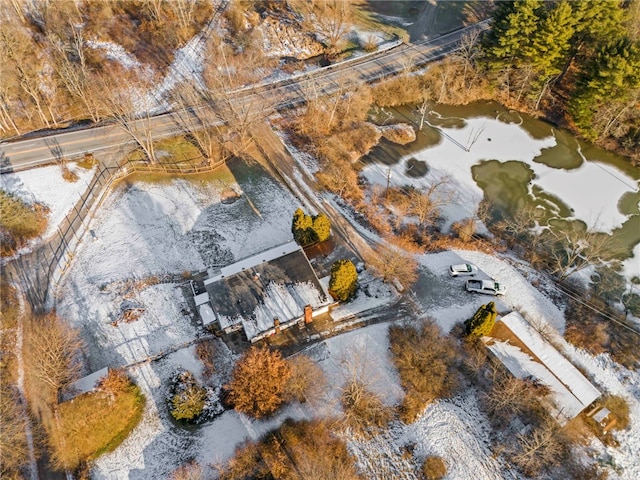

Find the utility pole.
[{"left": 385, "top": 167, "right": 392, "bottom": 199}]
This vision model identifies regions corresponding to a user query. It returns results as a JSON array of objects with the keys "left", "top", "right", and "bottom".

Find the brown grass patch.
[{"left": 48, "top": 382, "right": 145, "bottom": 471}]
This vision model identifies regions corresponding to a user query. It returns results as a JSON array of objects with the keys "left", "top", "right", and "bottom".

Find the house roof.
[
  {"left": 487, "top": 312, "right": 601, "bottom": 424},
  {"left": 63, "top": 367, "right": 109, "bottom": 401},
  {"left": 205, "top": 242, "right": 329, "bottom": 339}
]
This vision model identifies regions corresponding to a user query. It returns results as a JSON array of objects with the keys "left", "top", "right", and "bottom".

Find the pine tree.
[
  {"left": 464, "top": 302, "right": 498, "bottom": 337},
  {"left": 484, "top": 0, "right": 544, "bottom": 66},
  {"left": 329, "top": 259, "right": 358, "bottom": 301},
  {"left": 570, "top": 38, "right": 640, "bottom": 138},
  {"left": 291, "top": 208, "right": 331, "bottom": 245},
  {"left": 170, "top": 372, "right": 207, "bottom": 421},
  {"left": 312, "top": 213, "right": 331, "bottom": 242}
]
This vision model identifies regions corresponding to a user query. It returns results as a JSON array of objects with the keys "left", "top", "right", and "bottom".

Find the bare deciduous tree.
[
  {"left": 24, "top": 313, "right": 84, "bottom": 404},
  {"left": 285, "top": 354, "right": 327, "bottom": 405},
  {"left": 510, "top": 422, "right": 568, "bottom": 476},
  {"left": 409, "top": 177, "right": 456, "bottom": 228},
  {"left": 0, "top": 386, "right": 28, "bottom": 477},
  {"left": 364, "top": 237, "right": 421, "bottom": 288},
  {"left": 98, "top": 73, "right": 160, "bottom": 163},
  {"left": 542, "top": 221, "right": 615, "bottom": 281}
]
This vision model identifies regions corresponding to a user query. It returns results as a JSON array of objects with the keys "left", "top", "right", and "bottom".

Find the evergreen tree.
[
  {"left": 170, "top": 371, "right": 207, "bottom": 421},
  {"left": 291, "top": 208, "right": 332, "bottom": 245},
  {"left": 312, "top": 212, "right": 331, "bottom": 242},
  {"left": 570, "top": 38, "right": 640, "bottom": 138},
  {"left": 292, "top": 208, "right": 314, "bottom": 245},
  {"left": 483, "top": 0, "right": 544, "bottom": 66},
  {"left": 329, "top": 259, "right": 358, "bottom": 301},
  {"left": 464, "top": 302, "right": 498, "bottom": 337}
]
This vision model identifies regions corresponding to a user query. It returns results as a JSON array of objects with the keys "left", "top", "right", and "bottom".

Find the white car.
[
  {"left": 449, "top": 263, "right": 478, "bottom": 277},
  {"left": 466, "top": 279, "right": 507, "bottom": 296}
]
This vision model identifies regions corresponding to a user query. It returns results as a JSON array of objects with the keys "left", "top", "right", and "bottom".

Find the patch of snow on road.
[
  {"left": 453, "top": 249, "right": 566, "bottom": 332},
  {"left": 0, "top": 164, "right": 95, "bottom": 238}
]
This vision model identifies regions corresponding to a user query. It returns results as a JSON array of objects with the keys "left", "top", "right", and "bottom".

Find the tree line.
[{"left": 482, "top": 0, "right": 640, "bottom": 158}]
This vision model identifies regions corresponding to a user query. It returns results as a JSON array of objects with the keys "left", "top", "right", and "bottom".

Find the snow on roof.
[
  {"left": 490, "top": 312, "right": 600, "bottom": 421},
  {"left": 488, "top": 341, "right": 586, "bottom": 423},
  {"left": 204, "top": 241, "right": 301, "bottom": 285},
  {"left": 593, "top": 408, "right": 611, "bottom": 423},
  {"left": 194, "top": 291, "right": 210, "bottom": 306},
  {"left": 198, "top": 303, "right": 217, "bottom": 326},
  {"left": 242, "top": 281, "right": 327, "bottom": 340},
  {"left": 64, "top": 367, "right": 109, "bottom": 401}
]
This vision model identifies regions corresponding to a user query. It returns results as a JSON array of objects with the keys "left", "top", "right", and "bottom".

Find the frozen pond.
[{"left": 362, "top": 101, "right": 640, "bottom": 279}]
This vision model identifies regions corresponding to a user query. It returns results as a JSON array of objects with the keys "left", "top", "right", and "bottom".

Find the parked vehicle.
[
  {"left": 465, "top": 279, "right": 506, "bottom": 296},
  {"left": 449, "top": 263, "right": 478, "bottom": 277}
]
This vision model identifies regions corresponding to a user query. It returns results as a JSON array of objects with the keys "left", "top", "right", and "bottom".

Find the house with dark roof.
[{"left": 192, "top": 241, "right": 331, "bottom": 342}]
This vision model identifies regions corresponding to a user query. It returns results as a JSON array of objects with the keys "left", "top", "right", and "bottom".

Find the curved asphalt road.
[{"left": 0, "top": 21, "right": 489, "bottom": 173}]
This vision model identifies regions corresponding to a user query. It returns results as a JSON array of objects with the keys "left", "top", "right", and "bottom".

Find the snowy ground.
[
  {"left": 7, "top": 156, "right": 633, "bottom": 479},
  {"left": 0, "top": 163, "right": 95, "bottom": 239}
]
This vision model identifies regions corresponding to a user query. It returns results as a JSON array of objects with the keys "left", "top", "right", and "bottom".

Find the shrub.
[
  {"left": 169, "top": 371, "right": 207, "bottom": 421},
  {"left": 464, "top": 302, "right": 498, "bottom": 337},
  {"left": 291, "top": 208, "right": 331, "bottom": 245},
  {"left": 312, "top": 213, "right": 331, "bottom": 242},
  {"left": 422, "top": 456, "right": 447, "bottom": 480},
  {"left": 0, "top": 191, "right": 48, "bottom": 256},
  {"left": 340, "top": 380, "right": 393, "bottom": 434},
  {"left": 285, "top": 354, "right": 327, "bottom": 404},
  {"left": 226, "top": 347, "right": 292, "bottom": 418},
  {"left": 219, "top": 419, "right": 361, "bottom": 480},
  {"left": 329, "top": 259, "right": 358, "bottom": 301},
  {"left": 389, "top": 320, "right": 458, "bottom": 423},
  {"left": 48, "top": 377, "right": 145, "bottom": 471},
  {"left": 364, "top": 238, "right": 420, "bottom": 288}
]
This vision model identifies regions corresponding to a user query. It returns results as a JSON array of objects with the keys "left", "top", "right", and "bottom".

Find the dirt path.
[
  {"left": 251, "top": 121, "right": 375, "bottom": 262},
  {"left": 408, "top": 0, "right": 439, "bottom": 42},
  {"left": 14, "top": 290, "right": 39, "bottom": 480}
]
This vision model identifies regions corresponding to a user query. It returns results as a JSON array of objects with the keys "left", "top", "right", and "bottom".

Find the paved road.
[{"left": 0, "top": 20, "right": 489, "bottom": 173}]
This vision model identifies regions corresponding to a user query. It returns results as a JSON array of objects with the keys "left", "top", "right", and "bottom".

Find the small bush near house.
[
  {"left": 389, "top": 320, "right": 458, "bottom": 423},
  {"left": 291, "top": 208, "right": 332, "bottom": 245},
  {"left": 464, "top": 302, "right": 498, "bottom": 337},
  {"left": 169, "top": 371, "right": 207, "bottom": 421},
  {"left": 329, "top": 259, "right": 358, "bottom": 301},
  {"left": 422, "top": 455, "right": 447, "bottom": 480},
  {"left": 225, "top": 346, "right": 292, "bottom": 418},
  {"left": 48, "top": 373, "right": 145, "bottom": 471}
]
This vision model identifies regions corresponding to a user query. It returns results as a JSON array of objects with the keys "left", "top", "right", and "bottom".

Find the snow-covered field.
[
  {"left": 4, "top": 152, "right": 634, "bottom": 479},
  {"left": 0, "top": 163, "right": 95, "bottom": 239}
]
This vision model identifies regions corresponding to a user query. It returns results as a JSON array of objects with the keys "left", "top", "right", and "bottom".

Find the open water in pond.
[{"left": 363, "top": 101, "right": 640, "bottom": 277}]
